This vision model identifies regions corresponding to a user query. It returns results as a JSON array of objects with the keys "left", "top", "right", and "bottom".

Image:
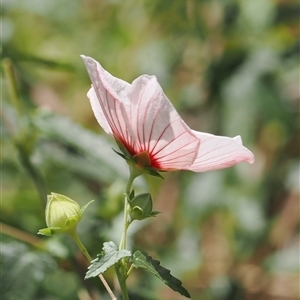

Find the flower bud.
[
  {"left": 38, "top": 193, "right": 93, "bottom": 236},
  {"left": 128, "top": 193, "right": 160, "bottom": 221}
]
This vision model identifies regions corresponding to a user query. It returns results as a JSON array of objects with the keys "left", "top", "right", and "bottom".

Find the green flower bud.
[
  {"left": 38, "top": 193, "right": 93, "bottom": 236},
  {"left": 128, "top": 192, "right": 160, "bottom": 221}
]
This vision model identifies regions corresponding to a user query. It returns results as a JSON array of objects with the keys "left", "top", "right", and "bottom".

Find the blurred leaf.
[
  {"left": 264, "top": 244, "right": 300, "bottom": 273},
  {"left": 231, "top": 197, "right": 266, "bottom": 235},
  {"left": 41, "top": 268, "right": 81, "bottom": 300},
  {"left": 32, "top": 109, "right": 128, "bottom": 182},
  {"left": 3, "top": 48, "right": 76, "bottom": 71},
  {"left": 2, "top": 1, "right": 299, "bottom": 299},
  {"left": 0, "top": 240, "right": 56, "bottom": 300}
]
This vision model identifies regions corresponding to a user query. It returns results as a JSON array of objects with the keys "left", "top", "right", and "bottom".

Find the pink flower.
[{"left": 81, "top": 55, "right": 254, "bottom": 173}]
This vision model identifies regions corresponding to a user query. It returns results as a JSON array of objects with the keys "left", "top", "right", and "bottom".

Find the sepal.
[
  {"left": 114, "top": 135, "right": 132, "bottom": 158},
  {"left": 81, "top": 200, "right": 94, "bottom": 214},
  {"left": 38, "top": 227, "right": 61, "bottom": 236},
  {"left": 128, "top": 189, "right": 135, "bottom": 200},
  {"left": 128, "top": 193, "right": 159, "bottom": 221},
  {"left": 147, "top": 168, "right": 165, "bottom": 179},
  {"left": 112, "top": 148, "right": 127, "bottom": 160}
]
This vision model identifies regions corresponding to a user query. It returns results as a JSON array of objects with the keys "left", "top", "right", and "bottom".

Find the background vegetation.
[{"left": 1, "top": 0, "right": 299, "bottom": 299}]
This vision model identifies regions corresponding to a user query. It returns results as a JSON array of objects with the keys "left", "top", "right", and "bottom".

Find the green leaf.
[
  {"left": 132, "top": 251, "right": 191, "bottom": 298},
  {"left": 1, "top": 241, "right": 56, "bottom": 300},
  {"left": 33, "top": 110, "right": 129, "bottom": 182},
  {"left": 85, "top": 241, "right": 131, "bottom": 279}
]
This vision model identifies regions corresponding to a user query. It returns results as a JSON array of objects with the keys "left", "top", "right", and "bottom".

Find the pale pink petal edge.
[
  {"left": 87, "top": 87, "right": 113, "bottom": 136},
  {"left": 186, "top": 131, "right": 254, "bottom": 172},
  {"left": 82, "top": 55, "right": 135, "bottom": 146}
]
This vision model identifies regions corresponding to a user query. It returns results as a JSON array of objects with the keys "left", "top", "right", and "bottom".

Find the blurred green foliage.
[{"left": 1, "top": 0, "right": 299, "bottom": 299}]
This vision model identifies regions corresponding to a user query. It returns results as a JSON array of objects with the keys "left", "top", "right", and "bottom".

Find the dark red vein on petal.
[
  {"left": 90, "top": 66, "right": 134, "bottom": 153},
  {"left": 158, "top": 154, "right": 196, "bottom": 164},
  {"left": 136, "top": 86, "right": 144, "bottom": 151},
  {"left": 149, "top": 118, "right": 181, "bottom": 155},
  {"left": 141, "top": 92, "right": 153, "bottom": 152},
  {"left": 105, "top": 90, "right": 122, "bottom": 138},
  {"left": 92, "top": 81, "right": 119, "bottom": 136},
  {"left": 151, "top": 128, "right": 192, "bottom": 157},
  {"left": 154, "top": 139, "right": 199, "bottom": 162},
  {"left": 147, "top": 105, "right": 164, "bottom": 153}
]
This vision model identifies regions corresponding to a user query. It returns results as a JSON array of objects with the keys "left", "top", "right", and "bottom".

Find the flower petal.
[
  {"left": 81, "top": 55, "right": 134, "bottom": 148},
  {"left": 87, "top": 87, "right": 112, "bottom": 135},
  {"left": 82, "top": 55, "right": 254, "bottom": 173},
  {"left": 186, "top": 131, "right": 254, "bottom": 172},
  {"left": 125, "top": 75, "right": 200, "bottom": 169}
]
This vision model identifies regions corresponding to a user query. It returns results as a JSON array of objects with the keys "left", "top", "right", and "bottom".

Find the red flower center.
[{"left": 118, "top": 136, "right": 161, "bottom": 170}]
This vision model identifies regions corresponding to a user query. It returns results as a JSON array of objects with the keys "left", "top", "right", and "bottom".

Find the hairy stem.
[
  {"left": 116, "top": 165, "right": 141, "bottom": 299},
  {"left": 119, "top": 166, "right": 140, "bottom": 251},
  {"left": 115, "top": 264, "right": 130, "bottom": 300}
]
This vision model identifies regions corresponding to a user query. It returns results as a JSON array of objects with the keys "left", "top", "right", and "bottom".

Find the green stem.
[
  {"left": 119, "top": 166, "right": 140, "bottom": 251},
  {"left": 70, "top": 230, "right": 92, "bottom": 261},
  {"left": 70, "top": 230, "right": 117, "bottom": 300},
  {"left": 115, "top": 264, "right": 130, "bottom": 300},
  {"left": 119, "top": 201, "right": 131, "bottom": 251},
  {"left": 115, "top": 166, "right": 142, "bottom": 299},
  {"left": 125, "top": 166, "right": 138, "bottom": 195}
]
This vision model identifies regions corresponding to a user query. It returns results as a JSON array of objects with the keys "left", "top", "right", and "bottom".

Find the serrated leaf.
[
  {"left": 85, "top": 241, "right": 131, "bottom": 279},
  {"left": 132, "top": 251, "right": 190, "bottom": 298}
]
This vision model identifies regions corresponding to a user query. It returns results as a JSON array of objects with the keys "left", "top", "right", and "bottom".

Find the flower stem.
[
  {"left": 115, "top": 264, "right": 130, "bottom": 300},
  {"left": 116, "top": 166, "right": 141, "bottom": 299},
  {"left": 119, "top": 200, "right": 131, "bottom": 251},
  {"left": 70, "top": 230, "right": 117, "bottom": 300},
  {"left": 119, "top": 166, "right": 140, "bottom": 251},
  {"left": 125, "top": 166, "right": 138, "bottom": 195}
]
